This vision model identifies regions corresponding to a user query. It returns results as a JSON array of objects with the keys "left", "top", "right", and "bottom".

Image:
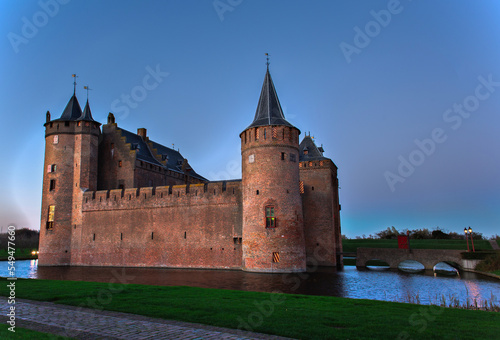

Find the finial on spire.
[
  {"left": 84, "top": 85, "right": 92, "bottom": 101},
  {"left": 72, "top": 74, "right": 78, "bottom": 95},
  {"left": 265, "top": 53, "right": 270, "bottom": 70}
]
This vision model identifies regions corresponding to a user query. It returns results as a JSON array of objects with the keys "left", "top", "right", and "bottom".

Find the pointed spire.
[
  {"left": 57, "top": 94, "right": 83, "bottom": 121},
  {"left": 80, "top": 99, "right": 95, "bottom": 121},
  {"left": 72, "top": 74, "right": 78, "bottom": 95},
  {"left": 246, "top": 67, "right": 294, "bottom": 129}
]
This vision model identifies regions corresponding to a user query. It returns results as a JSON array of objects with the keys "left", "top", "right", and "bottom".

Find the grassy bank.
[
  {"left": 1, "top": 278, "right": 498, "bottom": 339},
  {"left": 0, "top": 248, "right": 38, "bottom": 261},
  {"left": 342, "top": 239, "right": 492, "bottom": 253},
  {"left": 0, "top": 323, "right": 69, "bottom": 340}
]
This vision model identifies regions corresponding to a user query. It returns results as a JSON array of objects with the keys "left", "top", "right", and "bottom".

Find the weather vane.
[
  {"left": 72, "top": 74, "right": 78, "bottom": 95},
  {"left": 83, "top": 85, "right": 92, "bottom": 101},
  {"left": 265, "top": 53, "right": 270, "bottom": 69}
]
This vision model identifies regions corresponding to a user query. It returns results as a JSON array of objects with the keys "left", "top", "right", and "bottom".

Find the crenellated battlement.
[
  {"left": 83, "top": 180, "right": 242, "bottom": 211},
  {"left": 299, "top": 158, "right": 337, "bottom": 173}
]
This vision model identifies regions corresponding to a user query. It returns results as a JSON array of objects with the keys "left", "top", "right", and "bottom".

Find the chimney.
[{"left": 137, "top": 128, "right": 147, "bottom": 140}]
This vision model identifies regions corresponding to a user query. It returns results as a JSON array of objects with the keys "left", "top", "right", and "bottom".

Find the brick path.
[{"left": 0, "top": 297, "right": 294, "bottom": 340}]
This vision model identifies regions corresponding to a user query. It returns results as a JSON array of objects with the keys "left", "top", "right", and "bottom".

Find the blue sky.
[{"left": 1, "top": 0, "right": 499, "bottom": 238}]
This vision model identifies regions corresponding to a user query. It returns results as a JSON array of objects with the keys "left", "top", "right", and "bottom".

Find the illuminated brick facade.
[{"left": 39, "top": 69, "right": 342, "bottom": 272}]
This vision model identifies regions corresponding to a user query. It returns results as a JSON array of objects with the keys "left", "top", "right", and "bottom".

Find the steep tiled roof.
[
  {"left": 117, "top": 127, "right": 207, "bottom": 181},
  {"left": 118, "top": 128, "right": 164, "bottom": 166},
  {"left": 54, "top": 94, "right": 97, "bottom": 122},
  {"left": 246, "top": 68, "right": 294, "bottom": 129},
  {"left": 56, "top": 94, "right": 83, "bottom": 121},
  {"left": 149, "top": 141, "right": 207, "bottom": 181},
  {"left": 299, "top": 135, "right": 327, "bottom": 162},
  {"left": 80, "top": 100, "right": 95, "bottom": 121}
]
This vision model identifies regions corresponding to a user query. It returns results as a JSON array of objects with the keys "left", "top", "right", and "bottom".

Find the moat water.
[{"left": 2, "top": 260, "right": 499, "bottom": 307}]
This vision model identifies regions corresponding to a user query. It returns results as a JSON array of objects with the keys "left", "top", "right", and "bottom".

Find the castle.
[{"left": 39, "top": 67, "right": 342, "bottom": 273}]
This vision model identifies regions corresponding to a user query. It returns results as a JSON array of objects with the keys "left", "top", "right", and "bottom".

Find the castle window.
[
  {"left": 265, "top": 206, "right": 276, "bottom": 228},
  {"left": 272, "top": 127, "right": 277, "bottom": 139},
  {"left": 118, "top": 160, "right": 122, "bottom": 167},
  {"left": 64, "top": 121, "right": 69, "bottom": 127},
  {"left": 49, "top": 179, "right": 56, "bottom": 191},
  {"left": 255, "top": 128, "right": 259, "bottom": 140},
  {"left": 264, "top": 129, "right": 267, "bottom": 140},
  {"left": 184, "top": 231, "right": 187, "bottom": 239},
  {"left": 151, "top": 232, "right": 154, "bottom": 240},
  {"left": 46, "top": 205, "right": 55, "bottom": 230},
  {"left": 290, "top": 153, "right": 296, "bottom": 162},
  {"left": 93, "top": 233, "right": 96, "bottom": 241},
  {"left": 256, "top": 190, "right": 259, "bottom": 195},
  {"left": 281, "top": 152, "right": 285, "bottom": 160},
  {"left": 120, "top": 233, "right": 123, "bottom": 240},
  {"left": 53, "top": 135, "right": 58, "bottom": 144},
  {"left": 303, "top": 149, "right": 308, "bottom": 155},
  {"left": 77, "top": 121, "right": 81, "bottom": 127},
  {"left": 272, "top": 252, "right": 280, "bottom": 263}
]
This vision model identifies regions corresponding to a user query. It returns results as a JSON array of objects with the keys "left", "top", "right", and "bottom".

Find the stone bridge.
[{"left": 356, "top": 248, "right": 465, "bottom": 270}]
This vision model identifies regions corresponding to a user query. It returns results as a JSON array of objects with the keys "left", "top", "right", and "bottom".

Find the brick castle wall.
[{"left": 71, "top": 181, "right": 243, "bottom": 269}]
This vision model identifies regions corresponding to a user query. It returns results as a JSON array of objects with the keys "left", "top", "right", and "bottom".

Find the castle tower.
[
  {"left": 240, "top": 66, "right": 306, "bottom": 272},
  {"left": 39, "top": 93, "right": 100, "bottom": 265}
]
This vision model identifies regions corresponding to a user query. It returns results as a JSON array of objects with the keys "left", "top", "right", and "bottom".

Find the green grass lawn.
[
  {"left": 0, "top": 278, "right": 498, "bottom": 340},
  {"left": 0, "top": 323, "right": 71, "bottom": 339},
  {"left": 0, "top": 248, "right": 38, "bottom": 261},
  {"left": 342, "top": 239, "right": 492, "bottom": 253},
  {"left": 491, "top": 270, "right": 500, "bottom": 276}
]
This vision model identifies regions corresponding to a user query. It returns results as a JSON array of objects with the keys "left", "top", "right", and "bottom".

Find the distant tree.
[
  {"left": 432, "top": 229, "right": 450, "bottom": 239},
  {"left": 409, "top": 228, "right": 432, "bottom": 239},
  {"left": 376, "top": 226, "right": 399, "bottom": 239},
  {"left": 0, "top": 228, "right": 39, "bottom": 249},
  {"left": 448, "top": 231, "right": 464, "bottom": 240}
]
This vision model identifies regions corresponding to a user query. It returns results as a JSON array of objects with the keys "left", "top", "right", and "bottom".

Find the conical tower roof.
[
  {"left": 246, "top": 68, "right": 294, "bottom": 129},
  {"left": 56, "top": 94, "right": 83, "bottom": 121},
  {"left": 80, "top": 99, "right": 95, "bottom": 121}
]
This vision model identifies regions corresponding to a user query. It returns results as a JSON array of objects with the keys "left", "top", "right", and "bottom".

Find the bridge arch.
[
  {"left": 365, "top": 259, "right": 390, "bottom": 269},
  {"left": 356, "top": 248, "right": 464, "bottom": 270},
  {"left": 398, "top": 260, "right": 424, "bottom": 272}
]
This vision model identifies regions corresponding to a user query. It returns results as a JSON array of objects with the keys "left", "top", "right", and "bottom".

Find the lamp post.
[
  {"left": 468, "top": 227, "right": 475, "bottom": 252},
  {"left": 464, "top": 228, "right": 470, "bottom": 252}
]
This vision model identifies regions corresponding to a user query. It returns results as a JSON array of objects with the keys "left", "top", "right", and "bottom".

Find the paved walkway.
[
  {"left": 0, "top": 297, "right": 294, "bottom": 340},
  {"left": 490, "top": 239, "right": 500, "bottom": 250}
]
